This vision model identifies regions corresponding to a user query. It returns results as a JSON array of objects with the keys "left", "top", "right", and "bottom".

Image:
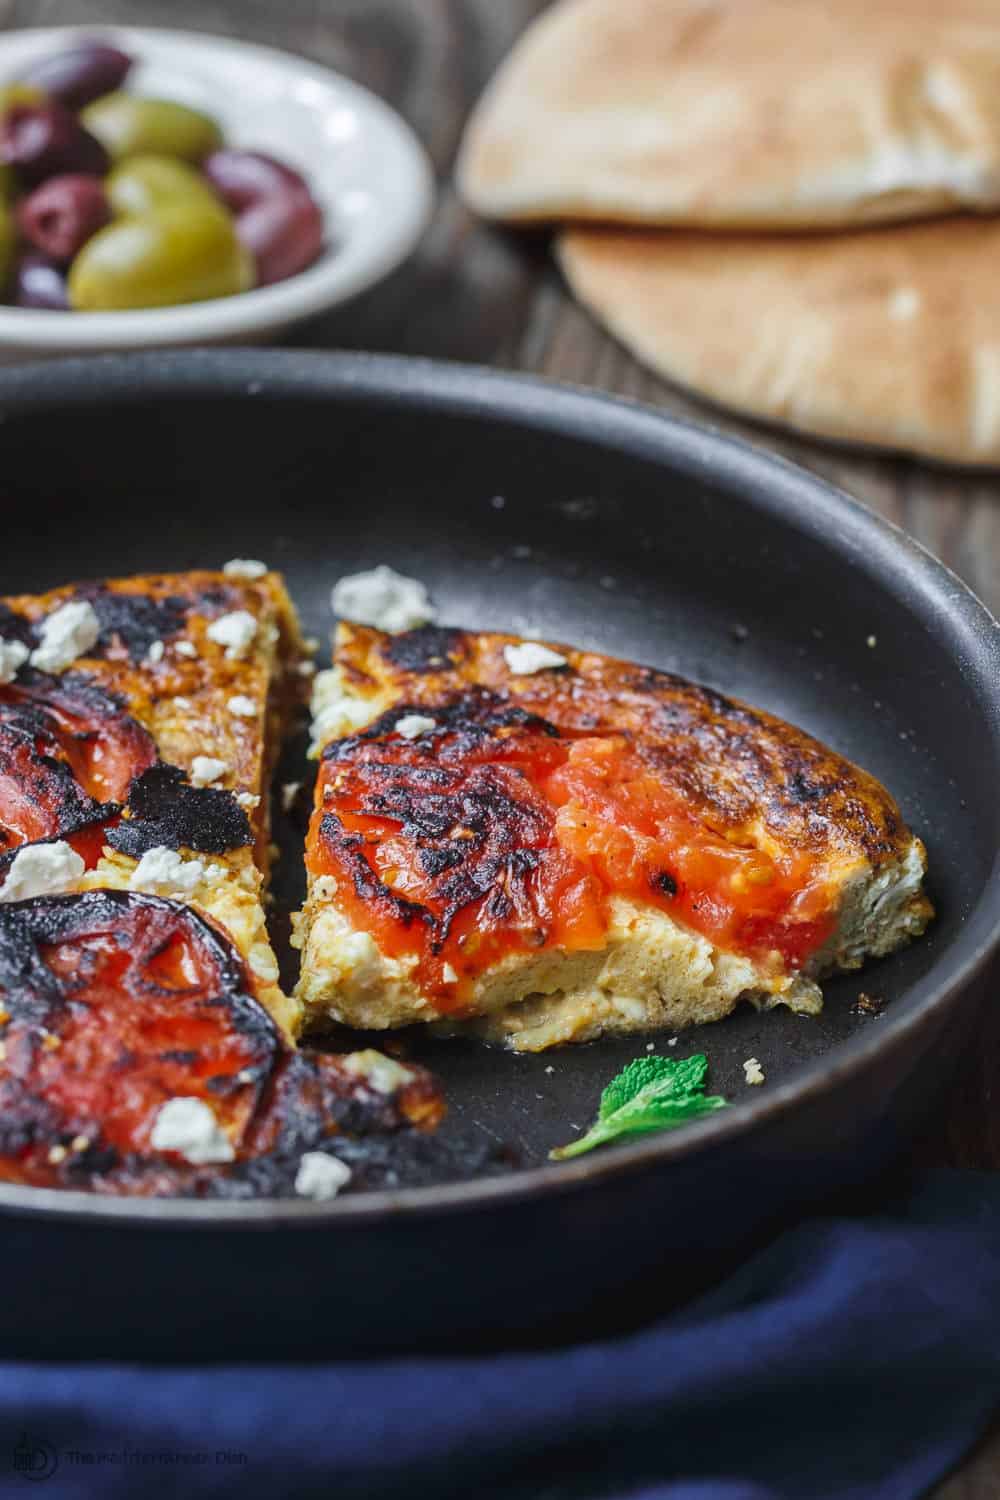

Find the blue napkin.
[{"left": 2, "top": 1170, "right": 998, "bottom": 1500}]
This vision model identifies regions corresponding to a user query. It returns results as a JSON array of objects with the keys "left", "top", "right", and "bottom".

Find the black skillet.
[{"left": 0, "top": 350, "right": 998, "bottom": 1360}]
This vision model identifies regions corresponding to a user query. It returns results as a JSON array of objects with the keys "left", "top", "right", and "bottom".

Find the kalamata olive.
[
  {"left": 201, "top": 149, "right": 309, "bottom": 212},
  {"left": 201, "top": 150, "right": 323, "bottom": 285},
  {"left": 0, "top": 102, "right": 108, "bottom": 186},
  {"left": 19, "top": 40, "right": 133, "bottom": 111},
  {"left": 67, "top": 202, "right": 253, "bottom": 311},
  {"left": 234, "top": 190, "right": 324, "bottom": 285},
  {"left": 14, "top": 251, "right": 69, "bottom": 309},
  {"left": 81, "top": 94, "right": 223, "bottom": 164},
  {"left": 17, "top": 174, "right": 110, "bottom": 262},
  {"left": 106, "top": 154, "right": 222, "bottom": 219}
]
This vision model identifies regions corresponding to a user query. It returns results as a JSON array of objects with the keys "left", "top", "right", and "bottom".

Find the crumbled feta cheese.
[
  {"left": 150, "top": 1097, "right": 234, "bottom": 1164},
  {"left": 190, "top": 756, "right": 228, "bottom": 788},
  {"left": 0, "top": 840, "right": 84, "bottom": 902},
  {"left": 442, "top": 963, "right": 458, "bottom": 983},
  {"left": 0, "top": 637, "right": 29, "bottom": 684},
  {"left": 174, "top": 640, "right": 198, "bottom": 659},
  {"left": 331, "top": 565, "right": 435, "bottom": 633},
  {"left": 394, "top": 713, "right": 437, "bottom": 740},
  {"left": 503, "top": 642, "right": 568, "bottom": 675},
  {"left": 129, "top": 846, "right": 206, "bottom": 897},
  {"left": 236, "top": 792, "right": 260, "bottom": 810},
  {"left": 206, "top": 610, "right": 258, "bottom": 660},
  {"left": 866, "top": 635, "right": 877, "bottom": 649},
  {"left": 173, "top": 696, "right": 193, "bottom": 711},
  {"left": 544, "top": 1065, "right": 555, "bottom": 1075},
  {"left": 646, "top": 1042, "right": 655, "bottom": 1051},
  {"left": 227, "top": 694, "right": 256, "bottom": 718},
  {"left": 223, "top": 558, "right": 268, "bottom": 580},
  {"left": 281, "top": 781, "right": 302, "bottom": 813},
  {"left": 147, "top": 639, "right": 165, "bottom": 664},
  {"left": 30, "top": 600, "right": 100, "bottom": 673},
  {"left": 743, "top": 1057, "right": 766, "bottom": 1086},
  {"left": 341, "top": 1049, "right": 415, "bottom": 1095},
  {"left": 667, "top": 1037, "right": 678, "bottom": 1047},
  {"left": 297, "top": 660, "right": 316, "bottom": 677},
  {"left": 313, "top": 875, "right": 338, "bottom": 900},
  {"left": 294, "top": 1152, "right": 351, "bottom": 1201},
  {"left": 309, "top": 668, "right": 374, "bottom": 751}
]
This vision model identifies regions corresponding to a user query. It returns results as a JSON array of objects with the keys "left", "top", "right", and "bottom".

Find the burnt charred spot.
[
  {"left": 651, "top": 870, "right": 677, "bottom": 898},
  {"left": 318, "top": 812, "right": 433, "bottom": 931},
  {"left": 332, "top": 690, "right": 561, "bottom": 757},
  {"left": 382, "top": 626, "right": 469, "bottom": 675},
  {"left": 0, "top": 603, "right": 36, "bottom": 649},
  {"left": 73, "top": 584, "right": 188, "bottom": 662},
  {"left": 106, "top": 764, "right": 252, "bottom": 858}
]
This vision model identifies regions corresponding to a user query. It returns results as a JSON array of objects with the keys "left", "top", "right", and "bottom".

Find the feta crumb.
[
  {"left": 646, "top": 1042, "right": 655, "bottom": 1052},
  {"left": 544, "top": 1065, "right": 555, "bottom": 1075},
  {"left": 866, "top": 635, "right": 877, "bottom": 649},
  {"left": 206, "top": 610, "right": 258, "bottom": 660},
  {"left": 173, "top": 696, "right": 193, "bottom": 711},
  {"left": 0, "top": 637, "right": 29, "bottom": 684},
  {"left": 227, "top": 694, "right": 256, "bottom": 718},
  {"left": 294, "top": 1152, "right": 351, "bottom": 1201},
  {"left": 223, "top": 558, "right": 268, "bottom": 580},
  {"left": 504, "top": 642, "right": 568, "bottom": 675},
  {"left": 442, "top": 962, "right": 458, "bottom": 983},
  {"left": 281, "top": 781, "right": 302, "bottom": 813},
  {"left": 309, "top": 668, "right": 374, "bottom": 751},
  {"left": 313, "top": 875, "right": 338, "bottom": 900},
  {"left": 341, "top": 1049, "right": 415, "bottom": 1094},
  {"left": 743, "top": 1057, "right": 765, "bottom": 1086},
  {"left": 395, "top": 713, "right": 437, "bottom": 740},
  {"left": 190, "top": 755, "right": 228, "bottom": 788},
  {"left": 129, "top": 846, "right": 206, "bottom": 897},
  {"left": 146, "top": 639, "right": 165, "bottom": 664},
  {"left": 0, "top": 841, "right": 85, "bottom": 902},
  {"left": 331, "top": 565, "right": 435, "bottom": 633},
  {"left": 150, "top": 1097, "right": 234, "bottom": 1164},
  {"left": 236, "top": 791, "right": 260, "bottom": 810},
  {"left": 668, "top": 1037, "right": 678, "bottom": 1047},
  {"left": 30, "top": 600, "right": 100, "bottom": 673},
  {"left": 174, "top": 640, "right": 198, "bottom": 659}
]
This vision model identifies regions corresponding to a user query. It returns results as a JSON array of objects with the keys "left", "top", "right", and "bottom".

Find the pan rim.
[{"left": 0, "top": 347, "right": 997, "bottom": 1229}]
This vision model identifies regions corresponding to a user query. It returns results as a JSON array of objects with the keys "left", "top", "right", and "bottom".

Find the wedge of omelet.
[{"left": 294, "top": 622, "right": 932, "bottom": 1051}]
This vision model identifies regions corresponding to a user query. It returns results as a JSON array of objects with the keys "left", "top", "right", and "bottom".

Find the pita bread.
[
  {"left": 557, "top": 219, "right": 1000, "bottom": 465},
  {"left": 459, "top": 0, "right": 1000, "bottom": 230}
]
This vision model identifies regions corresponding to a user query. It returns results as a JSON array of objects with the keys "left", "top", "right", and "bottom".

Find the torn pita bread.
[
  {"left": 558, "top": 218, "right": 1000, "bottom": 466},
  {"left": 459, "top": 0, "right": 1000, "bottom": 230}
]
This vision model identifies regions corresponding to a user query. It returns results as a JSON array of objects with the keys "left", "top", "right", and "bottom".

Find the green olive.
[
  {"left": 106, "top": 154, "right": 223, "bottom": 219},
  {"left": 81, "top": 93, "right": 223, "bottom": 164},
  {"left": 67, "top": 204, "right": 253, "bottom": 311},
  {"left": 0, "top": 198, "right": 14, "bottom": 288}
]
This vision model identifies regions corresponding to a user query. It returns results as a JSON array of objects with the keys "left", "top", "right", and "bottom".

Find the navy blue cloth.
[{"left": 2, "top": 1171, "right": 999, "bottom": 1500}]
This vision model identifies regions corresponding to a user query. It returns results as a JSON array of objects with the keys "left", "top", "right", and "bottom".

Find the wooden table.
[{"left": 9, "top": 0, "right": 1000, "bottom": 1489}]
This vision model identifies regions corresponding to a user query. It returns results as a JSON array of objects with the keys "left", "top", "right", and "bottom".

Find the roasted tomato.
[
  {"left": 0, "top": 890, "right": 442, "bottom": 1195},
  {"left": 0, "top": 673, "right": 156, "bottom": 869}
]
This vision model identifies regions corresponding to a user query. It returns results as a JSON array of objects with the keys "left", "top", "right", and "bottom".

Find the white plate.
[{"left": 0, "top": 25, "right": 434, "bottom": 358}]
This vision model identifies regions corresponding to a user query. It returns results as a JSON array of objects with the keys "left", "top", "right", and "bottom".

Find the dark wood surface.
[{"left": 6, "top": 1, "right": 1000, "bottom": 1490}]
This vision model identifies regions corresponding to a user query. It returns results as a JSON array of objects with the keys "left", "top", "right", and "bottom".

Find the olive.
[
  {"left": 67, "top": 204, "right": 254, "bottom": 311},
  {"left": 81, "top": 94, "right": 223, "bottom": 165},
  {"left": 106, "top": 154, "right": 222, "bottom": 219},
  {"left": 0, "top": 102, "right": 108, "bottom": 186},
  {"left": 0, "top": 198, "right": 14, "bottom": 291},
  {"left": 19, "top": 40, "right": 133, "bottom": 111},
  {"left": 202, "top": 150, "right": 324, "bottom": 285},
  {"left": 17, "top": 174, "right": 110, "bottom": 262},
  {"left": 14, "top": 251, "right": 69, "bottom": 309}
]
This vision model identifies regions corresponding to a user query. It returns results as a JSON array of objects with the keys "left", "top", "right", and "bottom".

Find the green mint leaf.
[{"left": 550, "top": 1052, "right": 727, "bottom": 1159}]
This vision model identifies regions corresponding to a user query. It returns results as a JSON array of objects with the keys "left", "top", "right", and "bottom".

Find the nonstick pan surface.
[{"left": 0, "top": 350, "right": 997, "bottom": 1358}]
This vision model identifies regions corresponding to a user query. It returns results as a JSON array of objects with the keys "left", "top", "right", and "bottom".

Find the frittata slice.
[
  {"left": 0, "top": 567, "right": 309, "bottom": 1037},
  {"left": 294, "top": 623, "right": 932, "bottom": 1051}
]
